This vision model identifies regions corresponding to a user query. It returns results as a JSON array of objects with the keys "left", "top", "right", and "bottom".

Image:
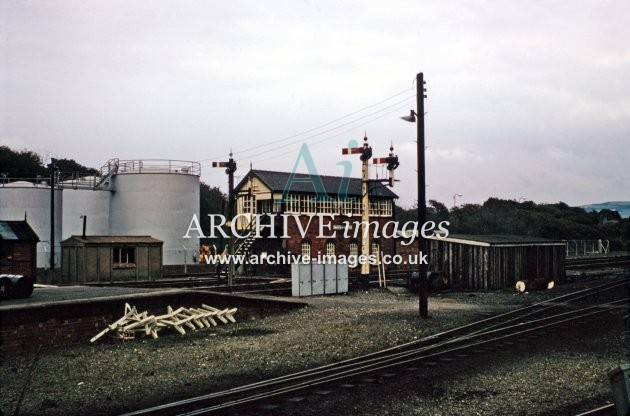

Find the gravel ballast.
[{"left": 1, "top": 277, "right": 627, "bottom": 416}]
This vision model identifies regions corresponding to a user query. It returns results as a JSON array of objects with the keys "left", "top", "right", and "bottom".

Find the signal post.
[
  {"left": 343, "top": 136, "right": 398, "bottom": 288},
  {"left": 212, "top": 152, "right": 237, "bottom": 286}
]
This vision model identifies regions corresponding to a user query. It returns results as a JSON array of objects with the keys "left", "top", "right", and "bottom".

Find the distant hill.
[{"left": 581, "top": 201, "right": 630, "bottom": 218}]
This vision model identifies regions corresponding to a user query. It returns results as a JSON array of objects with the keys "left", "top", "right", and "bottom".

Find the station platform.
[
  {"left": 1, "top": 285, "right": 164, "bottom": 307},
  {"left": 0, "top": 284, "right": 304, "bottom": 356}
]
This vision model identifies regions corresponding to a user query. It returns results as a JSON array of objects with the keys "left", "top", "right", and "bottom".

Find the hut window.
[{"left": 113, "top": 247, "right": 136, "bottom": 266}]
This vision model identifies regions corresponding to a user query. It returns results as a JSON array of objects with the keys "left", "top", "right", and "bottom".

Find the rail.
[
  {"left": 0, "top": 177, "right": 57, "bottom": 188},
  {"left": 121, "top": 278, "right": 629, "bottom": 416},
  {"left": 115, "top": 159, "right": 201, "bottom": 176},
  {"left": 1, "top": 173, "right": 106, "bottom": 190}
]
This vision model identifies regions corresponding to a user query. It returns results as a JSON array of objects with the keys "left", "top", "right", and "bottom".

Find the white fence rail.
[{"left": 565, "top": 239, "right": 609, "bottom": 257}]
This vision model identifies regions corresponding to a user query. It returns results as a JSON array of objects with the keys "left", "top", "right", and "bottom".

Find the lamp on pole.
[
  {"left": 47, "top": 158, "right": 58, "bottom": 281},
  {"left": 453, "top": 193, "right": 463, "bottom": 208},
  {"left": 401, "top": 72, "right": 428, "bottom": 318}
]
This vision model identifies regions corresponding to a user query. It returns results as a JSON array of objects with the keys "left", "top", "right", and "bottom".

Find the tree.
[
  {"left": 54, "top": 159, "right": 98, "bottom": 176},
  {"left": 0, "top": 146, "right": 46, "bottom": 178},
  {"left": 199, "top": 182, "right": 228, "bottom": 249},
  {"left": 0, "top": 146, "right": 97, "bottom": 180},
  {"left": 597, "top": 209, "right": 622, "bottom": 223},
  {"left": 427, "top": 200, "right": 449, "bottom": 222}
]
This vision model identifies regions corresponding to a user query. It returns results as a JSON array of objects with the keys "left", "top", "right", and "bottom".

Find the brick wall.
[
  {"left": 0, "top": 241, "right": 37, "bottom": 277},
  {"left": 280, "top": 215, "right": 396, "bottom": 257}
]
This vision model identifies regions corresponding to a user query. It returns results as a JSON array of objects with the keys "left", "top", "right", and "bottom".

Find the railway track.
[
  {"left": 86, "top": 277, "right": 293, "bottom": 294},
  {"left": 574, "top": 403, "right": 617, "bottom": 416},
  {"left": 121, "top": 278, "right": 629, "bottom": 416},
  {"left": 565, "top": 255, "right": 630, "bottom": 270},
  {"left": 83, "top": 254, "right": 627, "bottom": 294}
]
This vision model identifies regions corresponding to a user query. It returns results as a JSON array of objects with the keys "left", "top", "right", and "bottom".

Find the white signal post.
[
  {"left": 372, "top": 143, "right": 400, "bottom": 188},
  {"left": 343, "top": 137, "right": 398, "bottom": 287},
  {"left": 342, "top": 137, "right": 372, "bottom": 283},
  {"left": 360, "top": 138, "right": 371, "bottom": 280}
]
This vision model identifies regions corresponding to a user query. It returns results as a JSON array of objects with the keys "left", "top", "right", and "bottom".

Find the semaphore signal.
[{"left": 342, "top": 136, "right": 399, "bottom": 285}]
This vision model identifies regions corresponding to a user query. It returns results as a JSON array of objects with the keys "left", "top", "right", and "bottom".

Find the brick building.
[
  {"left": 0, "top": 220, "right": 39, "bottom": 278},
  {"left": 233, "top": 169, "right": 398, "bottom": 275}
]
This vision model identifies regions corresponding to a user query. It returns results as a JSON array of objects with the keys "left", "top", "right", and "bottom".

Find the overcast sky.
[{"left": 2, "top": 0, "right": 629, "bottom": 208}]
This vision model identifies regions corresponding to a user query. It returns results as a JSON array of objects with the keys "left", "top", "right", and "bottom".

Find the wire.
[
  {"left": 197, "top": 87, "right": 414, "bottom": 164},
  {"left": 237, "top": 94, "right": 413, "bottom": 161},
  {"left": 200, "top": 94, "right": 415, "bottom": 168},
  {"left": 246, "top": 99, "right": 414, "bottom": 165}
]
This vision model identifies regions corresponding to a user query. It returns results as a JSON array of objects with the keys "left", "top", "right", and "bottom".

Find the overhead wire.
[
  {"left": 197, "top": 87, "right": 415, "bottom": 166},
  {"left": 248, "top": 99, "right": 415, "bottom": 165},
  {"left": 233, "top": 94, "right": 414, "bottom": 162}
]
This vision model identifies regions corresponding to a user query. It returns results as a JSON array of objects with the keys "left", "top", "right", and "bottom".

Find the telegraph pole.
[
  {"left": 47, "top": 158, "right": 58, "bottom": 281},
  {"left": 401, "top": 72, "right": 428, "bottom": 318},
  {"left": 416, "top": 73, "right": 429, "bottom": 319},
  {"left": 212, "top": 152, "right": 237, "bottom": 286}
]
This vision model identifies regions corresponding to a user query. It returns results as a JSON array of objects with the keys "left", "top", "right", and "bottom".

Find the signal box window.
[
  {"left": 326, "top": 241, "right": 335, "bottom": 256},
  {"left": 301, "top": 241, "right": 311, "bottom": 259}
]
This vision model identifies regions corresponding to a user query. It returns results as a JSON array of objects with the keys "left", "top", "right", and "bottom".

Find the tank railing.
[
  {"left": 94, "top": 158, "right": 120, "bottom": 189},
  {"left": 1, "top": 159, "right": 200, "bottom": 189},
  {"left": 60, "top": 172, "right": 99, "bottom": 189},
  {"left": 98, "top": 158, "right": 120, "bottom": 177},
  {"left": 0, "top": 176, "right": 57, "bottom": 188},
  {"left": 0, "top": 173, "right": 103, "bottom": 190},
  {"left": 115, "top": 159, "right": 201, "bottom": 176}
]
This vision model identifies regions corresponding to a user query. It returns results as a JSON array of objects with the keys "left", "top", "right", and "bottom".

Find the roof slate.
[
  {"left": 0, "top": 221, "right": 40, "bottom": 241},
  {"left": 237, "top": 169, "right": 398, "bottom": 199},
  {"left": 61, "top": 235, "right": 163, "bottom": 245},
  {"left": 433, "top": 234, "right": 565, "bottom": 246}
]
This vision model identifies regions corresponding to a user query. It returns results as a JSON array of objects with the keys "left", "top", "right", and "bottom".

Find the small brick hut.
[{"left": 0, "top": 220, "right": 39, "bottom": 278}]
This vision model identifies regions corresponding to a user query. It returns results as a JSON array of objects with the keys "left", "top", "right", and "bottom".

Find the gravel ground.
[{"left": 1, "top": 276, "right": 628, "bottom": 416}]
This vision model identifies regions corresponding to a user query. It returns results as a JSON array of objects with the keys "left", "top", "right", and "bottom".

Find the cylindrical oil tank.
[
  {"left": 61, "top": 177, "right": 110, "bottom": 239},
  {"left": 108, "top": 160, "right": 200, "bottom": 265},
  {"left": 0, "top": 181, "right": 63, "bottom": 269}
]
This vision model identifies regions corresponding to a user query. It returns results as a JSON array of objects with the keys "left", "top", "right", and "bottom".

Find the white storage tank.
[
  {"left": 61, "top": 176, "right": 110, "bottom": 239},
  {"left": 108, "top": 160, "right": 200, "bottom": 265},
  {"left": 0, "top": 181, "right": 63, "bottom": 268}
]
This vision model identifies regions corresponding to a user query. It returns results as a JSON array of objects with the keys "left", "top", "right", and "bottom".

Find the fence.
[{"left": 565, "top": 239, "right": 609, "bottom": 257}]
